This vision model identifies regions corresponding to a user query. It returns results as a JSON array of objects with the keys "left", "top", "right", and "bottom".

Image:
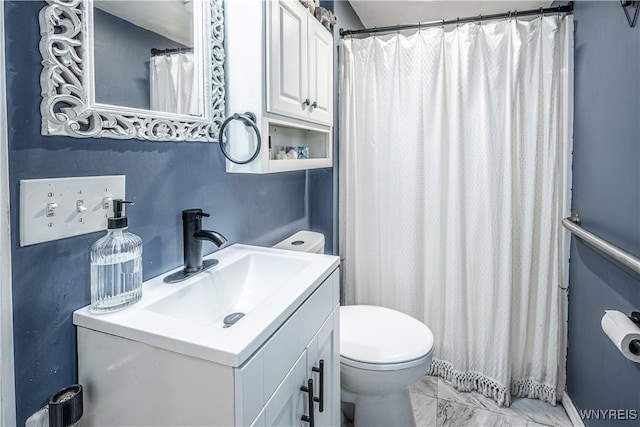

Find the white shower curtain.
[
  {"left": 150, "top": 52, "right": 199, "bottom": 115},
  {"left": 340, "top": 16, "right": 572, "bottom": 406}
]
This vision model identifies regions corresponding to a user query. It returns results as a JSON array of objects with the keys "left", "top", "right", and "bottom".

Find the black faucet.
[
  {"left": 182, "top": 209, "right": 228, "bottom": 272},
  {"left": 164, "top": 209, "right": 229, "bottom": 283}
]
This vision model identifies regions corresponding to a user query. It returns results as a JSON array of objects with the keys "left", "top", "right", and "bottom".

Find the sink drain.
[{"left": 223, "top": 312, "right": 245, "bottom": 328}]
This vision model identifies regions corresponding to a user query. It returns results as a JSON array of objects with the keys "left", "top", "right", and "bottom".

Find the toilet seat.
[
  {"left": 340, "top": 350, "right": 433, "bottom": 371},
  {"left": 340, "top": 305, "right": 434, "bottom": 371}
]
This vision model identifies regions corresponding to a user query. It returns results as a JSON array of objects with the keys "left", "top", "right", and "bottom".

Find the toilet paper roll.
[{"left": 601, "top": 310, "right": 640, "bottom": 363}]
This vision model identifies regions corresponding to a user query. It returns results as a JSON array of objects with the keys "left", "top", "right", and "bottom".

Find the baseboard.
[{"left": 562, "top": 393, "right": 586, "bottom": 427}]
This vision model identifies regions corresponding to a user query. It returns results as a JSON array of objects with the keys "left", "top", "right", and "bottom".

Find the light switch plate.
[{"left": 20, "top": 175, "right": 126, "bottom": 246}]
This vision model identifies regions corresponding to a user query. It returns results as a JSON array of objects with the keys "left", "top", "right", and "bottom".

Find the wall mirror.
[{"left": 39, "top": 0, "right": 225, "bottom": 142}]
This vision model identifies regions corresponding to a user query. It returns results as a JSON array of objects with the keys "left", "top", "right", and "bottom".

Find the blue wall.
[
  {"left": 309, "top": 0, "right": 364, "bottom": 256},
  {"left": 5, "top": 1, "right": 321, "bottom": 424},
  {"left": 567, "top": 2, "right": 640, "bottom": 424}
]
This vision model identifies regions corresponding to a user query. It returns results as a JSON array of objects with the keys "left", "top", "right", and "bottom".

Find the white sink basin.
[
  {"left": 145, "top": 252, "right": 312, "bottom": 325},
  {"left": 73, "top": 244, "right": 339, "bottom": 367}
]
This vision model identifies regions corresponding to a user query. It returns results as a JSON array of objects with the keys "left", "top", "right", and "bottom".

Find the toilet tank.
[{"left": 273, "top": 231, "right": 325, "bottom": 254}]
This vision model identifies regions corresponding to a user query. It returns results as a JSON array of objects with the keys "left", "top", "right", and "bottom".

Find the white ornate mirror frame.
[{"left": 39, "top": 0, "right": 225, "bottom": 142}]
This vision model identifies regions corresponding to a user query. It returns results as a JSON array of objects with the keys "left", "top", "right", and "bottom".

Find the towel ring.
[{"left": 217, "top": 112, "right": 262, "bottom": 165}]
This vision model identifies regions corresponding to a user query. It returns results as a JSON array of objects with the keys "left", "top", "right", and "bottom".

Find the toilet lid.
[{"left": 340, "top": 305, "right": 434, "bottom": 365}]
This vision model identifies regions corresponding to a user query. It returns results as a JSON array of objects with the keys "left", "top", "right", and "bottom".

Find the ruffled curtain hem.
[{"left": 428, "top": 359, "right": 557, "bottom": 407}]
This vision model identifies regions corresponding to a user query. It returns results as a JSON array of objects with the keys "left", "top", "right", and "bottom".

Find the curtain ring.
[
  {"left": 539, "top": 7, "right": 543, "bottom": 19},
  {"left": 441, "top": 19, "right": 445, "bottom": 29},
  {"left": 478, "top": 14, "right": 482, "bottom": 26},
  {"left": 456, "top": 17, "right": 460, "bottom": 28},
  {"left": 396, "top": 24, "right": 400, "bottom": 34}
]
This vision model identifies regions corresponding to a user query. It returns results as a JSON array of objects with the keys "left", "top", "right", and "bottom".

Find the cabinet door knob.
[
  {"left": 312, "top": 360, "right": 324, "bottom": 412},
  {"left": 303, "top": 98, "right": 311, "bottom": 107},
  {"left": 301, "top": 378, "right": 315, "bottom": 427},
  {"left": 311, "top": 101, "right": 318, "bottom": 109}
]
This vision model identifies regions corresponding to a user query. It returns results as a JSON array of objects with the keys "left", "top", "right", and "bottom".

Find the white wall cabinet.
[
  {"left": 226, "top": 0, "right": 334, "bottom": 173},
  {"left": 268, "top": 0, "right": 333, "bottom": 126},
  {"left": 306, "top": 20, "right": 334, "bottom": 125},
  {"left": 77, "top": 268, "right": 341, "bottom": 426},
  {"left": 268, "top": 0, "right": 307, "bottom": 121}
]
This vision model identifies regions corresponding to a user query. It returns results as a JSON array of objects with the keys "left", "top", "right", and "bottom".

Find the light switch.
[
  {"left": 102, "top": 196, "right": 112, "bottom": 210},
  {"left": 76, "top": 199, "right": 87, "bottom": 213},
  {"left": 20, "top": 176, "right": 126, "bottom": 246},
  {"left": 46, "top": 202, "right": 58, "bottom": 217}
]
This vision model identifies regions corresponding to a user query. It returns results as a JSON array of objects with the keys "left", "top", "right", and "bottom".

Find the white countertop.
[{"left": 74, "top": 244, "right": 339, "bottom": 367}]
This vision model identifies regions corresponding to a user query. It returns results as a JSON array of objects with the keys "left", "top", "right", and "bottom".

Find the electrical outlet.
[{"left": 19, "top": 176, "right": 126, "bottom": 246}]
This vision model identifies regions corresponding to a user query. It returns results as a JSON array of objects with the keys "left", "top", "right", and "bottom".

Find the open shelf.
[{"left": 225, "top": 117, "right": 332, "bottom": 174}]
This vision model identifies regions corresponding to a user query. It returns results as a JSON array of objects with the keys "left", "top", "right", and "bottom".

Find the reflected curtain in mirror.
[{"left": 150, "top": 51, "right": 200, "bottom": 116}]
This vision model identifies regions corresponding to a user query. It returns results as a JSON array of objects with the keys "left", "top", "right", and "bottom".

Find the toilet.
[{"left": 274, "top": 231, "right": 435, "bottom": 427}]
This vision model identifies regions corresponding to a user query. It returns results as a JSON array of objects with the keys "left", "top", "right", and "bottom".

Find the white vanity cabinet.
[
  {"left": 306, "top": 309, "right": 340, "bottom": 426},
  {"left": 225, "top": 0, "right": 334, "bottom": 174},
  {"left": 234, "top": 270, "right": 340, "bottom": 426},
  {"left": 268, "top": 0, "right": 333, "bottom": 126},
  {"left": 244, "top": 308, "right": 340, "bottom": 427},
  {"left": 76, "top": 267, "right": 341, "bottom": 426}
]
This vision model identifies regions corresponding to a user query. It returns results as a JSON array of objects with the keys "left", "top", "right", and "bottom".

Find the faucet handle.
[{"left": 182, "top": 209, "right": 210, "bottom": 221}]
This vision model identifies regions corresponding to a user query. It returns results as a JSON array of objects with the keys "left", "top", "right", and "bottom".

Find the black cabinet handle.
[
  {"left": 301, "top": 378, "right": 315, "bottom": 427},
  {"left": 312, "top": 360, "right": 324, "bottom": 412},
  {"left": 311, "top": 101, "right": 318, "bottom": 108}
]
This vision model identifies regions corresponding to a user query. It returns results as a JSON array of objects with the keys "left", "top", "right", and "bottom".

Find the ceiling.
[
  {"left": 348, "top": 1, "right": 554, "bottom": 28},
  {"left": 94, "top": 0, "right": 193, "bottom": 46}
]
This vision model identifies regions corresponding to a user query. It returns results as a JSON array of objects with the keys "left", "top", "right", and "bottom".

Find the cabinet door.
[
  {"left": 264, "top": 350, "right": 310, "bottom": 427},
  {"left": 269, "top": 0, "right": 309, "bottom": 120},
  {"left": 307, "top": 21, "right": 334, "bottom": 126},
  {"left": 306, "top": 308, "right": 340, "bottom": 426}
]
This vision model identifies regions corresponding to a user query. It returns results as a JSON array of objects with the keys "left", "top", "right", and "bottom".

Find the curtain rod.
[
  {"left": 339, "top": 2, "right": 573, "bottom": 37},
  {"left": 150, "top": 47, "right": 193, "bottom": 57}
]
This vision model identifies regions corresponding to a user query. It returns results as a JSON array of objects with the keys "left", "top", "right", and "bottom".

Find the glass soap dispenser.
[{"left": 90, "top": 200, "right": 143, "bottom": 312}]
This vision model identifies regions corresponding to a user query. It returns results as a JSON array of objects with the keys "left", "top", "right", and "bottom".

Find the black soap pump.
[
  {"left": 90, "top": 199, "right": 143, "bottom": 312},
  {"left": 108, "top": 199, "right": 132, "bottom": 229}
]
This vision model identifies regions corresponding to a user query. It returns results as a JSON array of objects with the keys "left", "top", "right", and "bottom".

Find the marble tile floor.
[{"left": 410, "top": 375, "right": 573, "bottom": 427}]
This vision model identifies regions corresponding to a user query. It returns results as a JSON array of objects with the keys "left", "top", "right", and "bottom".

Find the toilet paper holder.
[{"left": 628, "top": 311, "right": 640, "bottom": 356}]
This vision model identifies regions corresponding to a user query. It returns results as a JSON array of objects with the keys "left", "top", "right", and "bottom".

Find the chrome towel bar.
[{"left": 562, "top": 213, "right": 640, "bottom": 275}]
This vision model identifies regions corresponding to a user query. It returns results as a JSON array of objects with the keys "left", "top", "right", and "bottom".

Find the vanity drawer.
[{"left": 234, "top": 268, "right": 339, "bottom": 425}]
